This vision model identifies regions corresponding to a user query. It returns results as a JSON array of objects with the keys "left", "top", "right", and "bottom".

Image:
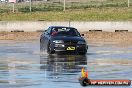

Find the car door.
[
  {"left": 44, "top": 27, "right": 52, "bottom": 49},
  {"left": 40, "top": 30, "right": 46, "bottom": 50}
]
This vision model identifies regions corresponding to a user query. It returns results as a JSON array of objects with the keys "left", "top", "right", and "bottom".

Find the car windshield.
[{"left": 51, "top": 27, "right": 80, "bottom": 36}]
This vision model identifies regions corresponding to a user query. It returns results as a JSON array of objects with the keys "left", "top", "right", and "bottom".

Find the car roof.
[{"left": 49, "top": 26, "right": 76, "bottom": 29}]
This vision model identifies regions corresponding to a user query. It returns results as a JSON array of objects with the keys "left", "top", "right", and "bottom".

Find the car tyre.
[
  {"left": 40, "top": 40, "right": 44, "bottom": 52},
  {"left": 78, "top": 52, "right": 87, "bottom": 55},
  {"left": 47, "top": 42, "right": 55, "bottom": 54}
]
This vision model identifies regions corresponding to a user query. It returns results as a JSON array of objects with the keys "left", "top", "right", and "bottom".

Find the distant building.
[
  {"left": 0, "top": 0, "right": 8, "bottom": 2},
  {"left": 17, "top": 0, "right": 49, "bottom": 2},
  {"left": 9, "top": 0, "right": 16, "bottom": 3}
]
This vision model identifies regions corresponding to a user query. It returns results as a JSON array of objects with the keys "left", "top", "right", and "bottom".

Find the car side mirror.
[
  {"left": 81, "top": 34, "right": 84, "bottom": 36},
  {"left": 44, "top": 30, "right": 47, "bottom": 32}
]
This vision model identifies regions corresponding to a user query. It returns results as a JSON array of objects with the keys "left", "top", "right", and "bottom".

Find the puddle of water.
[{"left": 0, "top": 40, "right": 131, "bottom": 88}]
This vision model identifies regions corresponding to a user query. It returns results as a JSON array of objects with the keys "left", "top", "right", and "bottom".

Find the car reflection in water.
[{"left": 40, "top": 55, "right": 87, "bottom": 81}]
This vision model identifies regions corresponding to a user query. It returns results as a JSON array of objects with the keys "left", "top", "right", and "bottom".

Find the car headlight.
[
  {"left": 53, "top": 40, "right": 64, "bottom": 43},
  {"left": 77, "top": 41, "right": 86, "bottom": 44}
]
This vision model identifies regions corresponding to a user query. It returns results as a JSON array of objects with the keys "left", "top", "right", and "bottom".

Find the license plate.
[{"left": 67, "top": 47, "right": 75, "bottom": 50}]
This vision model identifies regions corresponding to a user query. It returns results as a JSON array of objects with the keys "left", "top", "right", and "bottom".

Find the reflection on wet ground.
[{"left": 0, "top": 40, "right": 132, "bottom": 88}]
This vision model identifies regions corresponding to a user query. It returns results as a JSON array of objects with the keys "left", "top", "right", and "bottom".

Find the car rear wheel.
[{"left": 47, "top": 42, "right": 55, "bottom": 54}]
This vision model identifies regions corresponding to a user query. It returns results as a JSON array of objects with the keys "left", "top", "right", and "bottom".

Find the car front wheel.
[
  {"left": 47, "top": 42, "right": 55, "bottom": 54},
  {"left": 78, "top": 52, "right": 87, "bottom": 55},
  {"left": 40, "top": 40, "right": 44, "bottom": 52}
]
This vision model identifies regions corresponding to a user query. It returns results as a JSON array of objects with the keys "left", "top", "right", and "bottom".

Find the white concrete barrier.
[{"left": 0, "top": 21, "right": 132, "bottom": 32}]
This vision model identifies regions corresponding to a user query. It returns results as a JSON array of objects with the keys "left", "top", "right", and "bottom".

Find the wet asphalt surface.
[{"left": 0, "top": 40, "right": 132, "bottom": 88}]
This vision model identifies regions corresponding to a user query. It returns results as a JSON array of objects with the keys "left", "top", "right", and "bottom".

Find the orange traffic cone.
[{"left": 81, "top": 67, "right": 88, "bottom": 78}]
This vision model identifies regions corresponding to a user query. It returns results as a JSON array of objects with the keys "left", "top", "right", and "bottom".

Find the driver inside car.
[{"left": 51, "top": 28, "right": 58, "bottom": 36}]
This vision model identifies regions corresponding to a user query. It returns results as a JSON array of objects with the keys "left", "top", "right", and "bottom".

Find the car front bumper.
[{"left": 52, "top": 43, "right": 88, "bottom": 54}]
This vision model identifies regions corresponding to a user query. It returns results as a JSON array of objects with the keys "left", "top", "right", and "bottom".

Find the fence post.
[
  {"left": 69, "top": 21, "right": 71, "bottom": 27},
  {"left": 128, "top": 0, "right": 130, "bottom": 7},
  {"left": 30, "top": 0, "right": 32, "bottom": 12},
  {"left": 12, "top": 3, "right": 15, "bottom": 13},
  {"left": 63, "top": 0, "right": 66, "bottom": 11}
]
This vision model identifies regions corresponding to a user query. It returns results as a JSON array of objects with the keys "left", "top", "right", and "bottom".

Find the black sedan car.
[{"left": 40, "top": 26, "right": 88, "bottom": 55}]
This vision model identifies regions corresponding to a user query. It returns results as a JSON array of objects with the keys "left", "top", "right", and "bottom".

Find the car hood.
[{"left": 51, "top": 36, "right": 85, "bottom": 41}]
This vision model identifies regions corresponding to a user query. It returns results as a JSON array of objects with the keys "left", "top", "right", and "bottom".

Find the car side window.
[
  {"left": 46, "top": 27, "right": 52, "bottom": 35},
  {"left": 75, "top": 29, "right": 81, "bottom": 36}
]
